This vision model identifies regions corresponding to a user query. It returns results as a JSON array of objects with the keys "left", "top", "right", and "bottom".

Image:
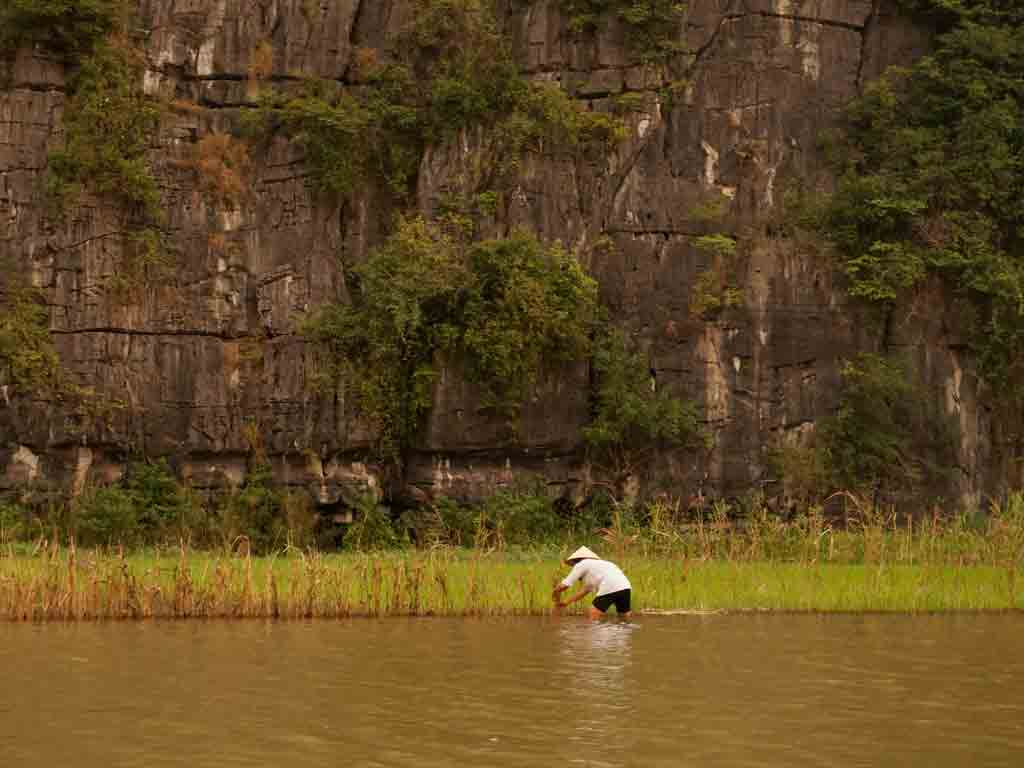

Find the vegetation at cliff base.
[
  {"left": 771, "top": 353, "right": 959, "bottom": 508},
  {"left": 2, "top": 491, "right": 1023, "bottom": 618},
  {"left": 823, "top": 0, "right": 1024, "bottom": 393},
  {"left": 823, "top": 354, "right": 957, "bottom": 498}
]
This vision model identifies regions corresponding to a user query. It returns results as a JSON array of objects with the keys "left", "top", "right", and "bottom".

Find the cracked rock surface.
[{"left": 2, "top": 0, "right": 1008, "bottom": 508}]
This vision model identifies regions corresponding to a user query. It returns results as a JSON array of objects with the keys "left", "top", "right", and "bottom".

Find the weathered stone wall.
[{"left": 1, "top": 0, "right": 1014, "bottom": 509}]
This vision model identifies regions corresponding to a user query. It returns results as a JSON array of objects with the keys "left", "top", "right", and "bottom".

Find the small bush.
[
  {"left": 189, "top": 133, "right": 252, "bottom": 207},
  {"left": 401, "top": 497, "right": 478, "bottom": 546},
  {"left": 123, "top": 459, "right": 200, "bottom": 543},
  {"left": 345, "top": 495, "right": 404, "bottom": 551},
  {"left": 74, "top": 485, "right": 141, "bottom": 547},
  {"left": 688, "top": 234, "right": 742, "bottom": 319},
  {"left": 65, "top": 460, "right": 200, "bottom": 548},
  {"left": 0, "top": 271, "right": 60, "bottom": 394},
  {"left": 769, "top": 440, "right": 831, "bottom": 509},
  {"left": 0, "top": 502, "right": 29, "bottom": 544},
  {"left": 215, "top": 465, "right": 287, "bottom": 553},
  {"left": 282, "top": 492, "right": 318, "bottom": 549},
  {"left": 478, "top": 490, "right": 565, "bottom": 547}
]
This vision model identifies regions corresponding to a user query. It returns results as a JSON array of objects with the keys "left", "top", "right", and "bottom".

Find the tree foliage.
[
  {"left": 250, "top": 0, "right": 624, "bottom": 197},
  {"left": 583, "top": 329, "right": 705, "bottom": 480},
  {"left": 823, "top": 2, "right": 1024, "bottom": 391},
  {"left": 3, "top": 0, "right": 163, "bottom": 229},
  {"left": 896, "top": 0, "right": 1024, "bottom": 27},
  {"left": 304, "top": 217, "right": 599, "bottom": 456},
  {"left": 0, "top": 272, "right": 59, "bottom": 394},
  {"left": 46, "top": 41, "right": 161, "bottom": 217},
  {"left": 688, "top": 234, "right": 742, "bottom": 318},
  {"left": 560, "top": 0, "right": 688, "bottom": 64},
  {"left": 821, "top": 354, "right": 957, "bottom": 500},
  {"left": 74, "top": 459, "right": 200, "bottom": 547},
  {"left": 0, "top": 0, "right": 125, "bottom": 61}
]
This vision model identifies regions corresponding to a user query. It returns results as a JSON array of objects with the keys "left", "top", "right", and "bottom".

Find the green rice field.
[{"left": 1, "top": 547, "right": 1020, "bottom": 620}]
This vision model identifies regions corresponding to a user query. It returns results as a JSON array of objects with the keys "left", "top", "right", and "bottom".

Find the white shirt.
[{"left": 561, "top": 559, "right": 631, "bottom": 597}]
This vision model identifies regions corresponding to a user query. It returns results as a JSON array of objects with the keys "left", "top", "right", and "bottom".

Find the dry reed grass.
[
  {"left": 2, "top": 493, "right": 1021, "bottom": 621},
  {"left": 0, "top": 543, "right": 565, "bottom": 621},
  {"left": 189, "top": 133, "right": 252, "bottom": 207}
]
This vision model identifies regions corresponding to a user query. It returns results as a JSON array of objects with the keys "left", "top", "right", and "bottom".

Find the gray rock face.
[{"left": 0, "top": 1, "right": 1014, "bottom": 509}]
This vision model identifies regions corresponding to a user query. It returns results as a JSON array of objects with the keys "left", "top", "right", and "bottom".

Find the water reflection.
[
  {"left": 2, "top": 615, "right": 1024, "bottom": 768},
  {"left": 557, "top": 619, "right": 636, "bottom": 686},
  {"left": 554, "top": 619, "right": 637, "bottom": 766}
]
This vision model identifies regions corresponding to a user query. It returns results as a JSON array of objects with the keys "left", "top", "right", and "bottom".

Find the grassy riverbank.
[
  {"left": 1, "top": 547, "right": 1020, "bottom": 620},
  {"left": 3, "top": 492, "right": 1022, "bottom": 619}
]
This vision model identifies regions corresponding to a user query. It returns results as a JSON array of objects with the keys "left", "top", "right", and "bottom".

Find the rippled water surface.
[{"left": 2, "top": 614, "right": 1023, "bottom": 767}]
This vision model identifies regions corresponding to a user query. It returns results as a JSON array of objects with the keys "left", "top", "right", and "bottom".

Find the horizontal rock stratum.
[{"left": 0, "top": 1, "right": 1017, "bottom": 512}]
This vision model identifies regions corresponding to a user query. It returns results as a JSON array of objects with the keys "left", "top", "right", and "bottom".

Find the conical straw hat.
[{"left": 566, "top": 546, "right": 600, "bottom": 564}]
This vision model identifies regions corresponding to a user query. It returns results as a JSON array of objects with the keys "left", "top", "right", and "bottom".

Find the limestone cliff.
[{"left": 0, "top": 0, "right": 1014, "bottom": 511}]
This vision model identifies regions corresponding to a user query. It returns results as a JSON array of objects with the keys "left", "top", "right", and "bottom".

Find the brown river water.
[{"left": 2, "top": 614, "right": 1023, "bottom": 767}]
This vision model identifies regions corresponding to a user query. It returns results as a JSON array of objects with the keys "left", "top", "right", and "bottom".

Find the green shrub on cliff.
[
  {"left": 0, "top": 0, "right": 125, "bottom": 60},
  {"left": 769, "top": 355, "right": 957, "bottom": 507},
  {"left": 5, "top": 0, "right": 165, "bottom": 236},
  {"left": 408, "top": 0, "right": 624, "bottom": 146},
  {"left": 460, "top": 234, "right": 599, "bottom": 410},
  {"left": 0, "top": 272, "right": 59, "bottom": 394},
  {"left": 583, "top": 329, "right": 706, "bottom": 483},
  {"left": 247, "top": 81, "right": 376, "bottom": 196},
  {"left": 820, "top": 354, "right": 956, "bottom": 501},
  {"left": 823, "top": 2, "right": 1024, "bottom": 392},
  {"left": 305, "top": 217, "right": 469, "bottom": 452},
  {"left": 688, "top": 234, "right": 742, "bottom": 319},
  {"left": 561, "top": 0, "right": 688, "bottom": 64},
  {"left": 46, "top": 41, "right": 161, "bottom": 218},
  {"left": 249, "top": 0, "right": 624, "bottom": 198},
  {"left": 304, "top": 216, "right": 599, "bottom": 456},
  {"left": 896, "top": 0, "right": 1024, "bottom": 26}
]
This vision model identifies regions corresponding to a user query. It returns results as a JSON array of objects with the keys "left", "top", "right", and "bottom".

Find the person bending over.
[{"left": 552, "top": 546, "right": 632, "bottom": 619}]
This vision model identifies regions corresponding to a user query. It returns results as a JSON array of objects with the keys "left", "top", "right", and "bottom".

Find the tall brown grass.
[{"left": 2, "top": 493, "right": 1021, "bottom": 620}]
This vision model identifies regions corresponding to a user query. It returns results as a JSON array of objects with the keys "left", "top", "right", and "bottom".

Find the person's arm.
[
  {"left": 552, "top": 564, "right": 591, "bottom": 608},
  {"left": 553, "top": 585, "right": 591, "bottom": 609}
]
